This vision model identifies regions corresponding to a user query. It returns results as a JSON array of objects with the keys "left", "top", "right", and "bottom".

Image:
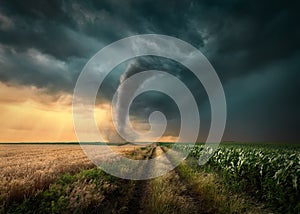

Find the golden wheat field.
[{"left": 0, "top": 144, "right": 136, "bottom": 206}]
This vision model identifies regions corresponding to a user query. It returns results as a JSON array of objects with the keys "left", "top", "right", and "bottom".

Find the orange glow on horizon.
[
  {"left": 0, "top": 83, "right": 76, "bottom": 142},
  {"left": 0, "top": 82, "right": 179, "bottom": 143}
]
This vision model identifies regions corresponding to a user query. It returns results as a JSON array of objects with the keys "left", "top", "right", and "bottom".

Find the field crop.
[
  {"left": 180, "top": 144, "right": 300, "bottom": 213},
  {"left": 1, "top": 143, "right": 298, "bottom": 213},
  {"left": 0, "top": 144, "right": 136, "bottom": 210}
]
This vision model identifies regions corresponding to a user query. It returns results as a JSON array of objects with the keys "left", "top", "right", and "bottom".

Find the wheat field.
[{"left": 0, "top": 144, "right": 135, "bottom": 206}]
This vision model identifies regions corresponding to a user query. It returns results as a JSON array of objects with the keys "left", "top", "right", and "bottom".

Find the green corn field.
[{"left": 176, "top": 143, "right": 300, "bottom": 213}]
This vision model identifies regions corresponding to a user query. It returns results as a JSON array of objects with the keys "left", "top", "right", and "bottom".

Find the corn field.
[{"left": 180, "top": 144, "right": 300, "bottom": 213}]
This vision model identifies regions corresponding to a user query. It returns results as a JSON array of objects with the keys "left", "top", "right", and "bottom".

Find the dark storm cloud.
[
  {"left": 207, "top": 1, "right": 300, "bottom": 80},
  {"left": 223, "top": 54, "right": 300, "bottom": 142},
  {"left": 1, "top": 1, "right": 81, "bottom": 60},
  {"left": 0, "top": 0, "right": 299, "bottom": 141}
]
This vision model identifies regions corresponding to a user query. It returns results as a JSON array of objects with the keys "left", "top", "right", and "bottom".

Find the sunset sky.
[{"left": 0, "top": 0, "right": 299, "bottom": 142}]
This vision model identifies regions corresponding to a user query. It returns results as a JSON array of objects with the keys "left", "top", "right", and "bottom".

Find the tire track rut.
[
  {"left": 124, "top": 146, "right": 156, "bottom": 214},
  {"left": 161, "top": 146, "right": 209, "bottom": 214},
  {"left": 125, "top": 146, "right": 208, "bottom": 214}
]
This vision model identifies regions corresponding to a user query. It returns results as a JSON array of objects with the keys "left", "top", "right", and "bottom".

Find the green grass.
[
  {"left": 6, "top": 168, "right": 135, "bottom": 214},
  {"left": 176, "top": 159, "right": 270, "bottom": 214}
]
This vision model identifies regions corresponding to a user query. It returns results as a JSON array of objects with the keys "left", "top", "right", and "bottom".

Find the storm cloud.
[{"left": 0, "top": 0, "right": 299, "bottom": 142}]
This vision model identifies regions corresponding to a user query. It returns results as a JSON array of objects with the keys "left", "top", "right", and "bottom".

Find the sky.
[{"left": 0, "top": 0, "right": 299, "bottom": 142}]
